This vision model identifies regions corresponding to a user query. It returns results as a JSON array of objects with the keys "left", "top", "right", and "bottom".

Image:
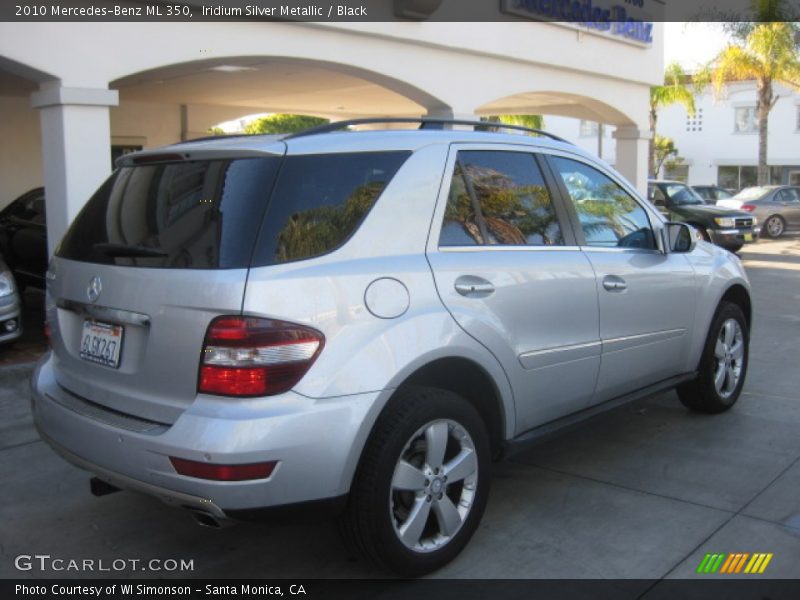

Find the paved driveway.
[{"left": 1, "top": 237, "right": 799, "bottom": 584}]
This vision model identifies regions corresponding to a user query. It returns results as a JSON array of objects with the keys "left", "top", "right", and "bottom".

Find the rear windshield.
[
  {"left": 57, "top": 158, "right": 281, "bottom": 269},
  {"left": 251, "top": 151, "right": 410, "bottom": 266}
]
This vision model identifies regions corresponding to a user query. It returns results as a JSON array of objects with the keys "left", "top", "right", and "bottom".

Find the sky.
[{"left": 663, "top": 22, "right": 731, "bottom": 71}]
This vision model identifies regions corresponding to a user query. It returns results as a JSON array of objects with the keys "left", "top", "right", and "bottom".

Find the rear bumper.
[
  {"left": 31, "top": 355, "right": 382, "bottom": 514},
  {"left": 0, "top": 293, "right": 22, "bottom": 343}
]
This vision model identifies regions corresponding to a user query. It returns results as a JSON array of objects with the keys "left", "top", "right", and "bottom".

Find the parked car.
[
  {"left": 0, "top": 187, "right": 48, "bottom": 289},
  {"left": 692, "top": 185, "right": 735, "bottom": 204},
  {"left": 717, "top": 185, "right": 800, "bottom": 238},
  {"left": 32, "top": 119, "right": 752, "bottom": 575},
  {"left": 648, "top": 180, "right": 758, "bottom": 252},
  {"left": 0, "top": 255, "right": 22, "bottom": 344}
]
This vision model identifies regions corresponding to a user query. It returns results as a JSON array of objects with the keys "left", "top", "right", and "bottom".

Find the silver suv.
[{"left": 32, "top": 119, "right": 752, "bottom": 575}]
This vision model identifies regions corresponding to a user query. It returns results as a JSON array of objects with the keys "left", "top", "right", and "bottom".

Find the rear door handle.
[
  {"left": 602, "top": 275, "right": 627, "bottom": 292},
  {"left": 454, "top": 275, "right": 495, "bottom": 298}
]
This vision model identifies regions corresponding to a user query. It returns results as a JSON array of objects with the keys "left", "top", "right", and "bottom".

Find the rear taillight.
[
  {"left": 198, "top": 316, "right": 324, "bottom": 397},
  {"left": 741, "top": 204, "right": 756, "bottom": 212}
]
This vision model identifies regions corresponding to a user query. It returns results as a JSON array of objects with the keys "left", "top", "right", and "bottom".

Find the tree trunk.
[
  {"left": 648, "top": 108, "right": 657, "bottom": 178},
  {"left": 756, "top": 79, "right": 772, "bottom": 186}
]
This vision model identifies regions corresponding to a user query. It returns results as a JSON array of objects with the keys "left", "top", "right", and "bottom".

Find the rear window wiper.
[{"left": 92, "top": 243, "right": 168, "bottom": 258}]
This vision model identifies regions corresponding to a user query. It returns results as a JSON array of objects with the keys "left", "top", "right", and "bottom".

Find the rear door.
[
  {"left": 49, "top": 149, "right": 284, "bottom": 424},
  {"left": 546, "top": 153, "right": 697, "bottom": 402},
  {"left": 426, "top": 145, "right": 601, "bottom": 433}
]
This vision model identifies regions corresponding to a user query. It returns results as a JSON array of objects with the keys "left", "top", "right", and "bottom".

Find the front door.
[{"left": 547, "top": 154, "right": 698, "bottom": 401}]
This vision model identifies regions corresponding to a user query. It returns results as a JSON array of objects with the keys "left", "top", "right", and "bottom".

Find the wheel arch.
[
  {"left": 397, "top": 357, "right": 507, "bottom": 459},
  {"left": 720, "top": 283, "right": 752, "bottom": 330}
]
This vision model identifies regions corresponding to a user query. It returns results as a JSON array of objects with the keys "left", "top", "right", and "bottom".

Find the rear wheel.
[
  {"left": 677, "top": 302, "right": 748, "bottom": 413},
  {"left": 763, "top": 215, "right": 785, "bottom": 238},
  {"left": 340, "top": 386, "right": 490, "bottom": 576}
]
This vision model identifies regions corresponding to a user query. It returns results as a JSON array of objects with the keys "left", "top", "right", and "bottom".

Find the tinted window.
[
  {"left": 552, "top": 157, "right": 656, "bottom": 250},
  {"left": 57, "top": 158, "right": 280, "bottom": 269},
  {"left": 439, "top": 151, "right": 564, "bottom": 246},
  {"left": 780, "top": 188, "right": 800, "bottom": 202},
  {"left": 253, "top": 152, "right": 410, "bottom": 265}
]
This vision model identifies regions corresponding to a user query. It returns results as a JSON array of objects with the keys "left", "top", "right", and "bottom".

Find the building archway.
[{"left": 476, "top": 89, "right": 650, "bottom": 192}]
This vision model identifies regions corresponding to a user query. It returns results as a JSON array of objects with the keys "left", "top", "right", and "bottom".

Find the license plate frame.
[{"left": 79, "top": 320, "right": 124, "bottom": 369}]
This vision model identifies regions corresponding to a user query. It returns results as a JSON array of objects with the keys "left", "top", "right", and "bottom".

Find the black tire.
[
  {"left": 763, "top": 215, "right": 785, "bottom": 238},
  {"left": 677, "top": 302, "right": 749, "bottom": 414},
  {"left": 340, "top": 386, "right": 491, "bottom": 576}
]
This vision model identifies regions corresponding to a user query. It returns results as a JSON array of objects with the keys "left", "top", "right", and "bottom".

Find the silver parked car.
[
  {"left": 0, "top": 255, "right": 22, "bottom": 344},
  {"left": 32, "top": 119, "right": 752, "bottom": 575},
  {"left": 717, "top": 185, "right": 800, "bottom": 238}
]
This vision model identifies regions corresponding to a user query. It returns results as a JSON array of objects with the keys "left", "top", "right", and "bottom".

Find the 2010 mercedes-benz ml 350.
[{"left": 33, "top": 119, "right": 752, "bottom": 575}]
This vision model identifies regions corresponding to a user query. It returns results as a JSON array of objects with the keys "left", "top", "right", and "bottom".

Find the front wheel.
[
  {"left": 340, "top": 386, "right": 490, "bottom": 576},
  {"left": 677, "top": 302, "right": 748, "bottom": 413},
  {"left": 763, "top": 215, "right": 785, "bottom": 238}
]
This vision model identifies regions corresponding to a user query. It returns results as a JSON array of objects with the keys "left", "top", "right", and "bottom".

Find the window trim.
[
  {"left": 539, "top": 150, "right": 664, "bottom": 255},
  {"left": 431, "top": 143, "right": 579, "bottom": 251}
]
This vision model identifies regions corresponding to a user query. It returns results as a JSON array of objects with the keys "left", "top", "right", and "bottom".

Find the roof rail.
[{"left": 284, "top": 117, "right": 573, "bottom": 144}]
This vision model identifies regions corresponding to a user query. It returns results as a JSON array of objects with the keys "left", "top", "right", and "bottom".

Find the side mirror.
[{"left": 665, "top": 222, "right": 696, "bottom": 253}]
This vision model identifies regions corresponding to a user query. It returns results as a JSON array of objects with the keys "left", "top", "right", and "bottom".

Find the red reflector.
[
  {"left": 199, "top": 365, "right": 268, "bottom": 396},
  {"left": 170, "top": 457, "right": 277, "bottom": 481},
  {"left": 741, "top": 204, "right": 756, "bottom": 212}
]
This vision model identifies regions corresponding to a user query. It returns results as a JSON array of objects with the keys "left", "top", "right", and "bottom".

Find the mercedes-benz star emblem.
[{"left": 87, "top": 276, "right": 102, "bottom": 303}]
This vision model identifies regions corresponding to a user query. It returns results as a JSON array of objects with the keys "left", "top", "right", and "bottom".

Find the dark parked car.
[
  {"left": 648, "top": 180, "right": 758, "bottom": 252},
  {"left": 692, "top": 185, "right": 735, "bottom": 204},
  {"left": 717, "top": 185, "right": 800, "bottom": 238},
  {"left": 0, "top": 187, "right": 47, "bottom": 289}
]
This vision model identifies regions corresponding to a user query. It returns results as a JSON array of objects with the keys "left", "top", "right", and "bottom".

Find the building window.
[
  {"left": 579, "top": 120, "right": 599, "bottom": 137},
  {"left": 734, "top": 107, "right": 757, "bottom": 133},
  {"left": 717, "top": 165, "right": 785, "bottom": 191},
  {"left": 685, "top": 108, "right": 703, "bottom": 132},
  {"left": 796, "top": 106, "right": 800, "bottom": 131}
]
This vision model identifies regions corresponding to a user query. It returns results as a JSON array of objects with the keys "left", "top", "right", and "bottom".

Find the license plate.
[
  {"left": 80, "top": 320, "right": 123, "bottom": 368},
  {"left": 744, "top": 233, "right": 753, "bottom": 242}
]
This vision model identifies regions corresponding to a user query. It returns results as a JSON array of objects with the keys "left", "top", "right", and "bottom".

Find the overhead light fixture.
[{"left": 209, "top": 65, "right": 257, "bottom": 73}]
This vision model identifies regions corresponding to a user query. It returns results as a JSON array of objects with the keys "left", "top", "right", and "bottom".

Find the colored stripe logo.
[{"left": 697, "top": 552, "right": 773, "bottom": 574}]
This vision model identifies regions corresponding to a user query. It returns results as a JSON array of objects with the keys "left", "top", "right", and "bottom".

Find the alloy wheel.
[
  {"left": 713, "top": 318, "right": 745, "bottom": 398},
  {"left": 389, "top": 419, "right": 478, "bottom": 553}
]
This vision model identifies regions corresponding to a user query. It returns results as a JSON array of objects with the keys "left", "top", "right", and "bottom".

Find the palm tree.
[
  {"left": 483, "top": 114, "right": 544, "bottom": 132},
  {"left": 712, "top": 22, "right": 800, "bottom": 185},
  {"left": 649, "top": 62, "right": 696, "bottom": 177}
]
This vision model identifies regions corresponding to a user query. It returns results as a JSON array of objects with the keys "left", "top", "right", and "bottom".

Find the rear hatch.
[{"left": 48, "top": 141, "right": 285, "bottom": 424}]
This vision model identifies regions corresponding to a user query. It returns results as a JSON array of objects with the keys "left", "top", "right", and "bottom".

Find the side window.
[
  {"left": 780, "top": 188, "right": 800, "bottom": 202},
  {"left": 551, "top": 156, "right": 656, "bottom": 250},
  {"left": 439, "top": 150, "right": 564, "bottom": 247},
  {"left": 254, "top": 151, "right": 411, "bottom": 265}
]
